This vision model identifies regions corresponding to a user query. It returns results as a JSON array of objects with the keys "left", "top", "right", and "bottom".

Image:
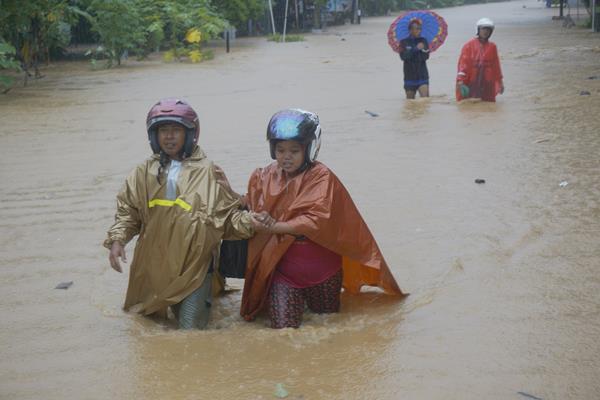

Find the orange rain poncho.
[
  {"left": 104, "top": 146, "right": 254, "bottom": 318},
  {"left": 240, "top": 161, "right": 406, "bottom": 321},
  {"left": 456, "top": 37, "right": 503, "bottom": 102}
]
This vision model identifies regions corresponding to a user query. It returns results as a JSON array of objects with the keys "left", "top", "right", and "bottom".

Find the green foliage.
[
  {"left": 87, "top": 0, "right": 144, "bottom": 66},
  {"left": 578, "top": 17, "right": 592, "bottom": 28},
  {"left": 134, "top": 0, "right": 227, "bottom": 62},
  {"left": 0, "top": 40, "right": 21, "bottom": 90},
  {"left": 211, "top": 0, "right": 263, "bottom": 29},
  {"left": 0, "top": 0, "right": 231, "bottom": 74},
  {"left": 361, "top": 0, "right": 401, "bottom": 14},
  {"left": 0, "top": 0, "right": 88, "bottom": 64},
  {"left": 267, "top": 34, "right": 305, "bottom": 42},
  {"left": 84, "top": 45, "right": 117, "bottom": 69}
]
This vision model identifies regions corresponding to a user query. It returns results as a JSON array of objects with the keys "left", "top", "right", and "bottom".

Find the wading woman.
[
  {"left": 218, "top": 109, "right": 406, "bottom": 329},
  {"left": 456, "top": 18, "right": 504, "bottom": 102}
]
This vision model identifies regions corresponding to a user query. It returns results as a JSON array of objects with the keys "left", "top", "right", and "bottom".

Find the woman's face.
[
  {"left": 157, "top": 123, "right": 186, "bottom": 159},
  {"left": 479, "top": 27, "right": 492, "bottom": 39},
  {"left": 410, "top": 23, "right": 422, "bottom": 37},
  {"left": 275, "top": 140, "right": 305, "bottom": 175}
]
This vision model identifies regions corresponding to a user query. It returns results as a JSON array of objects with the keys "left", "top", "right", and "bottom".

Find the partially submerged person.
[
  {"left": 104, "top": 98, "right": 263, "bottom": 329},
  {"left": 219, "top": 109, "right": 406, "bottom": 329},
  {"left": 456, "top": 18, "right": 504, "bottom": 102},
  {"left": 399, "top": 19, "right": 430, "bottom": 99}
]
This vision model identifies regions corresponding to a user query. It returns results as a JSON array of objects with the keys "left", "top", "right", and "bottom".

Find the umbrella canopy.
[{"left": 387, "top": 10, "right": 448, "bottom": 53}]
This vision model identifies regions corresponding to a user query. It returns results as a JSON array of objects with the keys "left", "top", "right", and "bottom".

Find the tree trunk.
[{"left": 314, "top": 4, "right": 322, "bottom": 29}]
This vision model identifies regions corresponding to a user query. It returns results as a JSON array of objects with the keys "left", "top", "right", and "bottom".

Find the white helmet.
[{"left": 476, "top": 17, "right": 495, "bottom": 30}]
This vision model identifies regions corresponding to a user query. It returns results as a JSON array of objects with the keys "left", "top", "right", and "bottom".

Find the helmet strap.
[
  {"left": 297, "top": 160, "right": 311, "bottom": 173},
  {"left": 182, "top": 129, "right": 195, "bottom": 158},
  {"left": 149, "top": 129, "right": 161, "bottom": 154},
  {"left": 157, "top": 150, "right": 170, "bottom": 184}
]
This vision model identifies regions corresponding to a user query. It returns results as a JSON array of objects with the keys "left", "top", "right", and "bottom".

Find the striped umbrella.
[{"left": 387, "top": 10, "right": 448, "bottom": 53}]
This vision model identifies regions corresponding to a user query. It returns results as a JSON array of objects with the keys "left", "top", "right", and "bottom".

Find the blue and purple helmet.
[{"left": 266, "top": 109, "right": 322, "bottom": 164}]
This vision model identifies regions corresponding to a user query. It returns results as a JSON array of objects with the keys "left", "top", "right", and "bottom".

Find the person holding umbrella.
[
  {"left": 456, "top": 18, "right": 504, "bottom": 102},
  {"left": 387, "top": 10, "right": 448, "bottom": 100},
  {"left": 399, "top": 19, "right": 430, "bottom": 99}
]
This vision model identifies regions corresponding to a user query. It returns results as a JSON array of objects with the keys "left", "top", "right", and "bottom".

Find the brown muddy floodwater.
[{"left": 1, "top": 1, "right": 599, "bottom": 399}]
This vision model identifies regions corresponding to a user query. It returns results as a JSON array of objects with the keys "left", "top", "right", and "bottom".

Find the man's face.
[{"left": 157, "top": 123, "right": 186, "bottom": 158}]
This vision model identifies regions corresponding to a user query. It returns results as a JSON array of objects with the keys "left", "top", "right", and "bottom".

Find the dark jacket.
[{"left": 399, "top": 36, "right": 429, "bottom": 88}]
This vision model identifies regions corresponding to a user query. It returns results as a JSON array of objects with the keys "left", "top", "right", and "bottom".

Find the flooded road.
[{"left": 1, "top": 0, "right": 600, "bottom": 399}]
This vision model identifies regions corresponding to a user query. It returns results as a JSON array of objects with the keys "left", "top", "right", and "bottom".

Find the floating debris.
[
  {"left": 274, "top": 383, "right": 289, "bottom": 398},
  {"left": 580, "top": 90, "right": 591, "bottom": 96},
  {"left": 475, "top": 178, "right": 486, "bottom": 184},
  {"left": 517, "top": 391, "right": 543, "bottom": 400},
  {"left": 559, "top": 181, "right": 569, "bottom": 187},
  {"left": 55, "top": 281, "right": 73, "bottom": 290},
  {"left": 364, "top": 110, "right": 379, "bottom": 117}
]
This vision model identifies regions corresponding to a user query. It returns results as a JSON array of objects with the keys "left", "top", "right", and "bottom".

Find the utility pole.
[
  {"left": 593, "top": 0, "right": 598, "bottom": 32},
  {"left": 282, "top": 0, "right": 290, "bottom": 42},
  {"left": 559, "top": 0, "right": 564, "bottom": 18},
  {"left": 268, "top": 0, "right": 276, "bottom": 35}
]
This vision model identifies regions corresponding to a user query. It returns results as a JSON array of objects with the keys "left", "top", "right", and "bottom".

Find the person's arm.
[
  {"left": 493, "top": 45, "right": 504, "bottom": 94},
  {"left": 420, "top": 39, "right": 430, "bottom": 61},
  {"left": 399, "top": 40, "right": 414, "bottom": 61},
  {"left": 267, "top": 221, "right": 300, "bottom": 236},
  {"left": 214, "top": 165, "right": 248, "bottom": 209},
  {"left": 456, "top": 42, "right": 470, "bottom": 84},
  {"left": 104, "top": 171, "right": 143, "bottom": 272},
  {"left": 455, "top": 43, "right": 471, "bottom": 97}
]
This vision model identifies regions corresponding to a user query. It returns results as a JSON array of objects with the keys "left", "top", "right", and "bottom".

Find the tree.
[
  {"left": 211, "top": 0, "right": 263, "bottom": 30},
  {"left": 0, "top": 0, "right": 87, "bottom": 76},
  {"left": 87, "top": 0, "right": 144, "bottom": 66},
  {"left": 135, "top": 0, "right": 227, "bottom": 62},
  {"left": 360, "top": 0, "right": 400, "bottom": 15},
  {"left": 0, "top": 40, "right": 21, "bottom": 92}
]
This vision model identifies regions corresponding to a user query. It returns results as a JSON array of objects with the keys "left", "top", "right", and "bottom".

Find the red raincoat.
[
  {"left": 456, "top": 38, "right": 503, "bottom": 102},
  {"left": 240, "top": 162, "right": 406, "bottom": 321}
]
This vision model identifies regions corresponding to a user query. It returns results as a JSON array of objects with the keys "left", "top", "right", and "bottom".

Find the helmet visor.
[{"left": 147, "top": 116, "right": 195, "bottom": 131}]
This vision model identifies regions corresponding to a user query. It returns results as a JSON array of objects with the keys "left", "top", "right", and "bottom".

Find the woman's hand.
[
  {"left": 109, "top": 241, "right": 127, "bottom": 273},
  {"left": 248, "top": 212, "right": 299, "bottom": 235},
  {"left": 457, "top": 81, "right": 469, "bottom": 98}
]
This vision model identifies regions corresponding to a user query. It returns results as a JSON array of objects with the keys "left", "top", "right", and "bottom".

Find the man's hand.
[
  {"left": 109, "top": 241, "right": 127, "bottom": 273},
  {"left": 253, "top": 211, "right": 276, "bottom": 228},
  {"left": 250, "top": 211, "right": 276, "bottom": 232},
  {"left": 416, "top": 42, "right": 425, "bottom": 50}
]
